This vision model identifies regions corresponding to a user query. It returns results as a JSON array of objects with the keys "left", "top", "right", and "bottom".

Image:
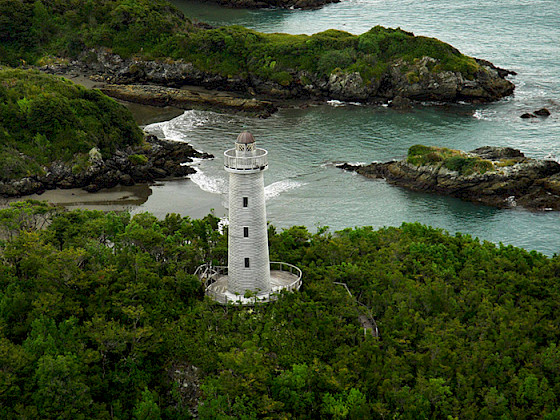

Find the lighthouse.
[
  {"left": 225, "top": 131, "right": 271, "bottom": 295},
  {"left": 198, "top": 131, "right": 302, "bottom": 304}
]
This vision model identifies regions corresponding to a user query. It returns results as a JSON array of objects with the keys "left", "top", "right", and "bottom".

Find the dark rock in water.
[
  {"left": 389, "top": 95, "right": 412, "bottom": 110},
  {"left": 0, "top": 135, "right": 213, "bottom": 198},
  {"left": 201, "top": 0, "right": 339, "bottom": 9},
  {"left": 520, "top": 113, "right": 536, "bottom": 119},
  {"left": 474, "top": 58, "right": 517, "bottom": 78},
  {"left": 470, "top": 146, "right": 524, "bottom": 160},
  {"left": 534, "top": 108, "right": 551, "bottom": 117},
  {"left": 340, "top": 146, "right": 560, "bottom": 211},
  {"left": 336, "top": 163, "right": 362, "bottom": 171}
]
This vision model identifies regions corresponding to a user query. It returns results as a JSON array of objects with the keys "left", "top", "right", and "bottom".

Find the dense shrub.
[
  {"left": 0, "top": 67, "right": 143, "bottom": 179},
  {"left": 0, "top": 202, "right": 559, "bottom": 418}
]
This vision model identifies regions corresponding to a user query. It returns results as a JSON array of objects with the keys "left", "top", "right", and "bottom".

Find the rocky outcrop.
[
  {"left": 41, "top": 48, "right": 515, "bottom": 105},
  {"left": 0, "top": 135, "right": 213, "bottom": 198},
  {"left": 521, "top": 108, "right": 551, "bottom": 118},
  {"left": 100, "top": 84, "right": 277, "bottom": 117},
  {"left": 202, "top": 0, "right": 338, "bottom": 9},
  {"left": 339, "top": 147, "right": 560, "bottom": 211}
]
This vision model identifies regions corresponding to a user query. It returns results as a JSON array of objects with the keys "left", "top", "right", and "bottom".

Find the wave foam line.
[
  {"left": 144, "top": 110, "right": 210, "bottom": 142},
  {"left": 265, "top": 179, "right": 305, "bottom": 200},
  {"left": 189, "top": 169, "right": 227, "bottom": 195}
]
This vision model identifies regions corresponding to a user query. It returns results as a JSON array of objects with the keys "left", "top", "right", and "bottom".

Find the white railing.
[
  {"left": 195, "top": 264, "right": 227, "bottom": 289},
  {"left": 270, "top": 261, "right": 303, "bottom": 292},
  {"left": 224, "top": 148, "right": 268, "bottom": 171},
  {"left": 195, "top": 261, "right": 303, "bottom": 303}
]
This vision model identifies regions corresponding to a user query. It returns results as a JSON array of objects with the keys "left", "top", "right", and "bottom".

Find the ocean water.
[{"left": 135, "top": 0, "right": 560, "bottom": 255}]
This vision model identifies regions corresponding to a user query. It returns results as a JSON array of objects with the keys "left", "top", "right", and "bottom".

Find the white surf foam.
[
  {"left": 265, "top": 179, "right": 305, "bottom": 200},
  {"left": 327, "top": 100, "right": 345, "bottom": 107},
  {"left": 190, "top": 169, "right": 227, "bottom": 195},
  {"left": 144, "top": 110, "right": 210, "bottom": 142},
  {"left": 327, "top": 99, "right": 363, "bottom": 107},
  {"left": 473, "top": 109, "right": 497, "bottom": 121}
]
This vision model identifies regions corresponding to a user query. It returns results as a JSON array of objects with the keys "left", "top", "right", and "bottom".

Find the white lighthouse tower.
[
  {"left": 225, "top": 131, "right": 271, "bottom": 295},
  {"left": 199, "top": 131, "right": 302, "bottom": 304}
]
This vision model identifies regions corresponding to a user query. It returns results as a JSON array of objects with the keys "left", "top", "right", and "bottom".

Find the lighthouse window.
[
  {"left": 245, "top": 258, "right": 250, "bottom": 268},
  {"left": 243, "top": 197, "right": 248, "bottom": 207},
  {"left": 244, "top": 227, "right": 249, "bottom": 237}
]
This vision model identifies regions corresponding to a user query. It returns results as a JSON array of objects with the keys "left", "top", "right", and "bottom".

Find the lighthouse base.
[{"left": 196, "top": 262, "right": 302, "bottom": 305}]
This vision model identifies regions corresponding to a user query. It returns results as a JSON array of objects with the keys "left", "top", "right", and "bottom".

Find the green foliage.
[
  {"left": 0, "top": 0, "right": 480, "bottom": 86},
  {"left": 1, "top": 201, "right": 559, "bottom": 418},
  {"left": 408, "top": 144, "right": 495, "bottom": 175},
  {"left": 0, "top": 67, "right": 143, "bottom": 179},
  {"left": 129, "top": 153, "right": 149, "bottom": 166}
]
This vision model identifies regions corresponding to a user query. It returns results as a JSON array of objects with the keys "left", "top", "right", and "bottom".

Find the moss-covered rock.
[{"left": 339, "top": 146, "right": 560, "bottom": 211}]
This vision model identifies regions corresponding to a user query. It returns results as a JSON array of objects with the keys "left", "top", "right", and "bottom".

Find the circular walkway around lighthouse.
[{"left": 199, "top": 262, "right": 302, "bottom": 305}]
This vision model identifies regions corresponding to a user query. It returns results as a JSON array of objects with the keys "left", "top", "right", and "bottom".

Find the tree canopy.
[
  {"left": 0, "top": 0, "right": 480, "bottom": 82},
  {"left": 0, "top": 201, "right": 559, "bottom": 418}
]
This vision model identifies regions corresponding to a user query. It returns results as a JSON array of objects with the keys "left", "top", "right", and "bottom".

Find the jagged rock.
[
  {"left": 41, "top": 49, "right": 515, "bottom": 105},
  {"left": 149, "top": 167, "right": 168, "bottom": 179},
  {"left": 203, "top": 0, "right": 338, "bottom": 9},
  {"left": 89, "top": 147, "right": 103, "bottom": 164},
  {"left": 389, "top": 95, "right": 412, "bottom": 109},
  {"left": 534, "top": 108, "right": 551, "bottom": 117},
  {"left": 100, "top": 84, "right": 277, "bottom": 117},
  {"left": 520, "top": 113, "right": 537, "bottom": 119},
  {"left": 0, "top": 135, "right": 213, "bottom": 198},
  {"left": 470, "top": 146, "right": 524, "bottom": 160},
  {"left": 341, "top": 146, "right": 560, "bottom": 211},
  {"left": 120, "top": 174, "right": 135, "bottom": 186},
  {"left": 336, "top": 162, "right": 362, "bottom": 171},
  {"left": 327, "top": 71, "right": 369, "bottom": 101}
]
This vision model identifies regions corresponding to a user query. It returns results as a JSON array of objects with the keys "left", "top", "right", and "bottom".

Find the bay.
[
  {"left": 138, "top": 0, "right": 560, "bottom": 254},
  {"left": 35, "top": 0, "right": 560, "bottom": 255}
]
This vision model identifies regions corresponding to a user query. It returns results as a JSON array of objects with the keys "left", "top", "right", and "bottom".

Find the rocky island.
[
  {"left": 1, "top": 0, "right": 515, "bottom": 109},
  {"left": 339, "top": 145, "right": 560, "bottom": 211}
]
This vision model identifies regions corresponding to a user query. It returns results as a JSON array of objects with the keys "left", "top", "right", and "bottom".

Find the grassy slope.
[
  {"left": 0, "top": 0, "right": 480, "bottom": 84},
  {"left": 0, "top": 67, "right": 143, "bottom": 181}
]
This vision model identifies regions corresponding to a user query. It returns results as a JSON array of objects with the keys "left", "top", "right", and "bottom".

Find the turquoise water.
[{"left": 138, "top": 0, "right": 560, "bottom": 255}]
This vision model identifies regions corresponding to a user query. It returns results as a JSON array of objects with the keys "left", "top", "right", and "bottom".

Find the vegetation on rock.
[
  {"left": 407, "top": 144, "right": 494, "bottom": 176},
  {"left": 0, "top": 67, "right": 143, "bottom": 180},
  {"left": 0, "top": 201, "right": 559, "bottom": 418},
  {"left": 1, "top": 0, "right": 483, "bottom": 85}
]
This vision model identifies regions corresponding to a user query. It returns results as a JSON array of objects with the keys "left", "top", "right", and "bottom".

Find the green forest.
[
  {"left": 0, "top": 201, "right": 559, "bottom": 419},
  {"left": 0, "top": 0, "right": 480, "bottom": 83},
  {"left": 0, "top": 67, "right": 142, "bottom": 180}
]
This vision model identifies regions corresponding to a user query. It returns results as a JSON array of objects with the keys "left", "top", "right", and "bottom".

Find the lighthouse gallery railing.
[{"left": 224, "top": 149, "right": 268, "bottom": 171}]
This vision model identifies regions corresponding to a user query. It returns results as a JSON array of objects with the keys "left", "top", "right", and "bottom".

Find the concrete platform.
[{"left": 202, "top": 263, "right": 302, "bottom": 305}]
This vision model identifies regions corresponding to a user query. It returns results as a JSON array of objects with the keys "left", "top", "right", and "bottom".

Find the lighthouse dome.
[{"left": 236, "top": 131, "right": 256, "bottom": 144}]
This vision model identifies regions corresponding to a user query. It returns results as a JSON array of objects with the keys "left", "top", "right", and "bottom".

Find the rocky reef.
[
  {"left": 41, "top": 47, "right": 515, "bottom": 106},
  {"left": 99, "top": 84, "right": 277, "bottom": 118},
  {"left": 0, "top": 135, "right": 212, "bottom": 198},
  {"left": 201, "top": 0, "right": 338, "bottom": 9},
  {"left": 339, "top": 146, "right": 560, "bottom": 211}
]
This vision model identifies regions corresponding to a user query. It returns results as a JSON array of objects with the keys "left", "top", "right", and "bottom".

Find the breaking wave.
[{"left": 265, "top": 179, "right": 305, "bottom": 200}]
